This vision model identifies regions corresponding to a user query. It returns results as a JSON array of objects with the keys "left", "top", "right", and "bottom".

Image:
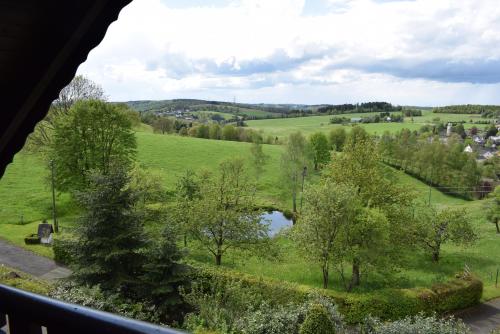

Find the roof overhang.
[{"left": 0, "top": 0, "right": 132, "bottom": 177}]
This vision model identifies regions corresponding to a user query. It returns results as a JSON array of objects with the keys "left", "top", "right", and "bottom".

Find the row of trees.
[
  {"left": 378, "top": 129, "right": 482, "bottom": 198},
  {"left": 318, "top": 102, "right": 402, "bottom": 114},
  {"left": 149, "top": 115, "right": 279, "bottom": 144}
]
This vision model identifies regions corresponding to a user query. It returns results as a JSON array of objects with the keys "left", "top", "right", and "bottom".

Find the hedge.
[{"left": 191, "top": 264, "right": 482, "bottom": 324}]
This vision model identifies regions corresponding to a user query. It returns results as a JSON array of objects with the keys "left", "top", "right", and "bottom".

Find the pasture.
[
  {"left": 0, "top": 129, "right": 499, "bottom": 300},
  {"left": 246, "top": 110, "right": 494, "bottom": 139}
]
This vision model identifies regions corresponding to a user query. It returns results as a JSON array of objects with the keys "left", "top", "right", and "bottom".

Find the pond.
[{"left": 260, "top": 211, "right": 293, "bottom": 236}]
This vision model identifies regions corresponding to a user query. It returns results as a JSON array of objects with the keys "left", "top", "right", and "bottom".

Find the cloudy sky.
[{"left": 78, "top": 0, "right": 500, "bottom": 106}]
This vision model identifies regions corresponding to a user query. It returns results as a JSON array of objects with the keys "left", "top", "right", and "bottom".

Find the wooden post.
[
  {"left": 50, "top": 160, "right": 58, "bottom": 233},
  {"left": 496, "top": 268, "right": 499, "bottom": 288}
]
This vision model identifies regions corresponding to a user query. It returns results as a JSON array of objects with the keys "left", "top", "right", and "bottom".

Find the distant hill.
[
  {"left": 125, "top": 99, "right": 318, "bottom": 119},
  {"left": 124, "top": 99, "right": 435, "bottom": 120}
]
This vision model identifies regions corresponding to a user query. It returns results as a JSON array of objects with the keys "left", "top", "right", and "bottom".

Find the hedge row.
[{"left": 192, "top": 265, "right": 482, "bottom": 324}]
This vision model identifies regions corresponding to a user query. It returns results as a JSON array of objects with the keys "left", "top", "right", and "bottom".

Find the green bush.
[
  {"left": 24, "top": 234, "right": 40, "bottom": 245},
  {"left": 52, "top": 236, "right": 75, "bottom": 265},
  {"left": 191, "top": 265, "right": 482, "bottom": 324},
  {"left": 362, "top": 313, "right": 471, "bottom": 334},
  {"left": 299, "top": 303, "right": 336, "bottom": 334}
]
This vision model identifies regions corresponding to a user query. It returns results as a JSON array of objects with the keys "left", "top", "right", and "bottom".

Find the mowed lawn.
[{"left": 247, "top": 110, "right": 494, "bottom": 139}]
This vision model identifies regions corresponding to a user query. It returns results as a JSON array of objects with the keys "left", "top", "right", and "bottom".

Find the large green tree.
[
  {"left": 27, "top": 75, "right": 105, "bottom": 151},
  {"left": 329, "top": 128, "right": 346, "bottom": 151},
  {"left": 70, "top": 168, "right": 146, "bottom": 293},
  {"left": 141, "top": 225, "right": 190, "bottom": 323},
  {"left": 187, "top": 159, "right": 268, "bottom": 265},
  {"left": 50, "top": 99, "right": 136, "bottom": 192},
  {"left": 309, "top": 132, "right": 331, "bottom": 170},
  {"left": 324, "top": 136, "right": 415, "bottom": 288},
  {"left": 293, "top": 182, "right": 360, "bottom": 288},
  {"left": 413, "top": 206, "right": 476, "bottom": 262}
]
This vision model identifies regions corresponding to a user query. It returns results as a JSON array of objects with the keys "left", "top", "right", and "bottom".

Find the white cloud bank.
[{"left": 78, "top": 0, "right": 500, "bottom": 105}]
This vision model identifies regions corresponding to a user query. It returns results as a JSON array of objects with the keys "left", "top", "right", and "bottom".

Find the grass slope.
[{"left": 0, "top": 130, "right": 498, "bottom": 300}]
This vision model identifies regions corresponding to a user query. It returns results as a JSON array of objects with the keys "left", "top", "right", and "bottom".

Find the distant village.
[{"left": 454, "top": 122, "right": 500, "bottom": 161}]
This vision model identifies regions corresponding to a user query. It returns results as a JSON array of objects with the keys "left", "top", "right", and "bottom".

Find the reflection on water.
[{"left": 261, "top": 211, "right": 293, "bottom": 236}]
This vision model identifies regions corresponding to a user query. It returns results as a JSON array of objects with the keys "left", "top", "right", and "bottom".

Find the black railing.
[{"left": 0, "top": 284, "right": 186, "bottom": 334}]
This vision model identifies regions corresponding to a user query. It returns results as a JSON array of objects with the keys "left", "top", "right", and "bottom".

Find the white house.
[{"left": 464, "top": 145, "right": 473, "bottom": 153}]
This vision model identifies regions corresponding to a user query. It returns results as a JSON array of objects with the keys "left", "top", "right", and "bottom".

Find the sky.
[{"left": 78, "top": 0, "right": 500, "bottom": 106}]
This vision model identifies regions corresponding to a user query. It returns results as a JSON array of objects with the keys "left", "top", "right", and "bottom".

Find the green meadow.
[
  {"left": 0, "top": 128, "right": 499, "bottom": 300},
  {"left": 246, "top": 110, "right": 494, "bottom": 139}
]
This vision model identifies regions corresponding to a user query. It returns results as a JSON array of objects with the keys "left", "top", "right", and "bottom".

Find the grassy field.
[
  {"left": 1, "top": 129, "right": 499, "bottom": 301},
  {"left": 246, "top": 110, "right": 494, "bottom": 139}
]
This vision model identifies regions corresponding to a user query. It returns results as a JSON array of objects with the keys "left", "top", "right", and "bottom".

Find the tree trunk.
[
  {"left": 432, "top": 249, "right": 440, "bottom": 262},
  {"left": 183, "top": 234, "right": 187, "bottom": 247},
  {"left": 496, "top": 221, "right": 500, "bottom": 234},
  {"left": 348, "top": 258, "right": 360, "bottom": 291},
  {"left": 322, "top": 264, "right": 329, "bottom": 289},
  {"left": 215, "top": 253, "right": 222, "bottom": 266},
  {"left": 292, "top": 191, "right": 297, "bottom": 213}
]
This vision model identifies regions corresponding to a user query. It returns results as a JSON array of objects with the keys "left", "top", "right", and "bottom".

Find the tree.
[
  {"left": 249, "top": 139, "right": 269, "bottom": 180},
  {"left": 293, "top": 182, "right": 360, "bottom": 288},
  {"left": 337, "top": 207, "right": 389, "bottom": 291},
  {"left": 172, "top": 170, "right": 201, "bottom": 246},
  {"left": 281, "top": 132, "right": 312, "bottom": 213},
  {"left": 27, "top": 75, "right": 105, "bottom": 151},
  {"left": 486, "top": 124, "right": 498, "bottom": 138},
  {"left": 413, "top": 206, "right": 476, "bottom": 262},
  {"left": 470, "top": 126, "right": 478, "bottom": 136},
  {"left": 349, "top": 126, "right": 369, "bottom": 145},
  {"left": 309, "top": 132, "right": 331, "bottom": 170},
  {"left": 222, "top": 124, "right": 238, "bottom": 141},
  {"left": 141, "top": 225, "right": 190, "bottom": 323},
  {"left": 152, "top": 116, "right": 175, "bottom": 134},
  {"left": 324, "top": 136, "right": 415, "bottom": 288},
  {"left": 128, "top": 164, "right": 165, "bottom": 205},
  {"left": 187, "top": 159, "right": 268, "bottom": 265},
  {"left": 486, "top": 186, "right": 500, "bottom": 233},
  {"left": 50, "top": 99, "right": 136, "bottom": 192},
  {"left": 70, "top": 168, "right": 147, "bottom": 293},
  {"left": 209, "top": 123, "right": 222, "bottom": 140},
  {"left": 329, "top": 128, "right": 346, "bottom": 151}
]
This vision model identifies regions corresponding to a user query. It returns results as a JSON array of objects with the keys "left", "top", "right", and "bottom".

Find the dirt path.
[
  {"left": 0, "top": 238, "right": 70, "bottom": 281},
  {"left": 456, "top": 299, "right": 500, "bottom": 334}
]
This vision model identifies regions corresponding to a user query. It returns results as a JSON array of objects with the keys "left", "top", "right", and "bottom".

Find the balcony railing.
[{"left": 0, "top": 284, "right": 186, "bottom": 334}]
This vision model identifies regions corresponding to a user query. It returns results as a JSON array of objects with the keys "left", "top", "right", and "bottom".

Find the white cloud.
[{"left": 77, "top": 0, "right": 500, "bottom": 105}]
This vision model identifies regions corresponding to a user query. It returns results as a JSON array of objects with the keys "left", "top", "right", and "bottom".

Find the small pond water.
[{"left": 260, "top": 211, "right": 293, "bottom": 236}]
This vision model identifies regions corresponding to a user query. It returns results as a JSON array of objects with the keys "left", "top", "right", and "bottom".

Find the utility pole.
[
  {"left": 300, "top": 166, "right": 307, "bottom": 211},
  {"left": 50, "top": 160, "right": 59, "bottom": 233}
]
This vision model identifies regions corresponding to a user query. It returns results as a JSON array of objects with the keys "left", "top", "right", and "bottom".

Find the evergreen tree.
[
  {"left": 141, "top": 226, "right": 190, "bottom": 322},
  {"left": 70, "top": 168, "right": 146, "bottom": 295}
]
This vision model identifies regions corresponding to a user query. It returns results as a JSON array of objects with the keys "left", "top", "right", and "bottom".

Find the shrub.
[
  {"left": 24, "top": 234, "right": 40, "bottom": 245},
  {"left": 299, "top": 303, "right": 336, "bottom": 334},
  {"left": 236, "top": 302, "right": 307, "bottom": 334},
  {"left": 52, "top": 236, "right": 75, "bottom": 265},
  {"left": 49, "top": 283, "right": 162, "bottom": 324},
  {"left": 191, "top": 265, "right": 482, "bottom": 324},
  {"left": 362, "top": 313, "right": 471, "bottom": 334}
]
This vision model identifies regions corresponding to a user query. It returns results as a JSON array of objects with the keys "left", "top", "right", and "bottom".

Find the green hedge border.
[{"left": 192, "top": 265, "right": 482, "bottom": 324}]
